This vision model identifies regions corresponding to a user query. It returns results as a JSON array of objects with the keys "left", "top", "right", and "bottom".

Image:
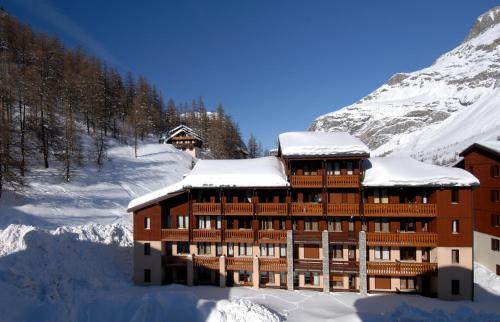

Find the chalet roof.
[
  {"left": 166, "top": 125, "right": 203, "bottom": 143},
  {"left": 459, "top": 141, "right": 500, "bottom": 158},
  {"left": 362, "top": 157, "right": 479, "bottom": 187},
  {"left": 278, "top": 131, "right": 370, "bottom": 157},
  {"left": 127, "top": 156, "right": 288, "bottom": 212}
]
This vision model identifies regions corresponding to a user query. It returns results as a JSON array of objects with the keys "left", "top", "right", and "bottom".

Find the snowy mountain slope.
[{"left": 310, "top": 7, "right": 500, "bottom": 164}]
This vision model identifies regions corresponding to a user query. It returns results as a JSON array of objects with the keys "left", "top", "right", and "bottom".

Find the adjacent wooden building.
[
  {"left": 161, "top": 125, "right": 203, "bottom": 158},
  {"left": 129, "top": 131, "right": 479, "bottom": 300}
]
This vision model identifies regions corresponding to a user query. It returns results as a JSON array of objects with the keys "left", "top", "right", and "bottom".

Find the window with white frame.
[
  {"left": 260, "top": 217, "right": 273, "bottom": 230},
  {"left": 198, "top": 216, "right": 211, "bottom": 229},
  {"left": 328, "top": 217, "right": 342, "bottom": 232},
  {"left": 260, "top": 243, "right": 275, "bottom": 257},
  {"left": 177, "top": 215, "right": 189, "bottom": 229},
  {"left": 198, "top": 242, "right": 211, "bottom": 255},
  {"left": 144, "top": 217, "right": 151, "bottom": 229},
  {"left": 334, "top": 162, "right": 340, "bottom": 175},
  {"left": 227, "top": 243, "right": 234, "bottom": 257},
  {"left": 374, "top": 189, "right": 388, "bottom": 204},
  {"left": 347, "top": 162, "right": 353, "bottom": 175},
  {"left": 280, "top": 244, "right": 286, "bottom": 258},
  {"left": 216, "top": 216, "right": 221, "bottom": 229},
  {"left": 375, "top": 218, "right": 389, "bottom": 232},
  {"left": 305, "top": 217, "right": 318, "bottom": 231},
  {"left": 239, "top": 243, "right": 253, "bottom": 256},
  {"left": 374, "top": 246, "right": 390, "bottom": 260},
  {"left": 452, "top": 220, "right": 460, "bottom": 234}
]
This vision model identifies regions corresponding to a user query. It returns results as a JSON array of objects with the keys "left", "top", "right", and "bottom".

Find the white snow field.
[{"left": 1, "top": 141, "right": 500, "bottom": 322}]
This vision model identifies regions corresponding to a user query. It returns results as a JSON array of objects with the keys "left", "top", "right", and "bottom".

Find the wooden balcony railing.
[
  {"left": 327, "top": 204, "right": 360, "bottom": 216},
  {"left": 367, "top": 262, "right": 437, "bottom": 276},
  {"left": 193, "top": 256, "right": 219, "bottom": 269},
  {"left": 294, "top": 230, "right": 322, "bottom": 242},
  {"left": 224, "top": 229, "right": 254, "bottom": 242},
  {"left": 327, "top": 175, "right": 359, "bottom": 188},
  {"left": 329, "top": 231, "right": 358, "bottom": 244},
  {"left": 258, "top": 230, "right": 287, "bottom": 244},
  {"left": 226, "top": 257, "right": 253, "bottom": 271},
  {"left": 256, "top": 203, "right": 288, "bottom": 216},
  {"left": 191, "top": 229, "right": 221, "bottom": 242},
  {"left": 192, "top": 203, "right": 221, "bottom": 215},
  {"left": 224, "top": 203, "right": 254, "bottom": 215},
  {"left": 329, "top": 261, "right": 359, "bottom": 274},
  {"left": 161, "top": 229, "right": 189, "bottom": 241},
  {"left": 364, "top": 204, "right": 437, "bottom": 217},
  {"left": 294, "top": 259, "right": 322, "bottom": 271},
  {"left": 291, "top": 203, "right": 324, "bottom": 216},
  {"left": 290, "top": 175, "right": 323, "bottom": 188},
  {"left": 259, "top": 258, "right": 287, "bottom": 272},
  {"left": 366, "top": 232, "right": 438, "bottom": 247}
]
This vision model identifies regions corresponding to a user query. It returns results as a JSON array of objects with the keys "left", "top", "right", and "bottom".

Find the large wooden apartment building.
[{"left": 128, "top": 132, "right": 479, "bottom": 300}]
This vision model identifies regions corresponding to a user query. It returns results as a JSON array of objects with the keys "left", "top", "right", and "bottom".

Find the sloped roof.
[
  {"left": 166, "top": 125, "right": 203, "bottom": 142},
  {"left": 459, "top": 141, "right": 500, "bottom": 158}
]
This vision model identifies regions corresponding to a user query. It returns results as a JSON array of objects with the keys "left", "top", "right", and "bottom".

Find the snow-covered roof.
[
  {"left": 476, "top": 141, "right": 500, "bottom": 155},
  {"left": 166, "top": 125, "right": 203, "bottom": 142},
  {"left": 127, "top": 156, "right": 288, "bottom": 212},
  {"left": 279, "top": 131, "right": 370, "bottom": 157},
  {"left": 362, "top": 157, "right": 479, "bottom": 187}
]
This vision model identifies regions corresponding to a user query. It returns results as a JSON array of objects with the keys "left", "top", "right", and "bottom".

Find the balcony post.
[
  {"left": 252, "top": 256, "right": 260, "bottom": 289},
  {"left": 322, "top": 230, "right": 330, "bottom": 293},
  {"left": 359, "top": 231, "right": 367, "bottom": 295},
  {"left": 187, "top": 254, "right": 194, "bottom": 286},
  {"left": 287, "top": 230, "right": 294, "bottom": 290},
  {"left": 219, "top": 255, "right": 226, "bottom": 287}
]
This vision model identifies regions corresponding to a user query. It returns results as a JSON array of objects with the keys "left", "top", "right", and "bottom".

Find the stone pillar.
[
  {"left": 219, "top": 255, "right": 226, "bottom": 287},
  {"left": 359, "top": 230, "right": 367, "bottom": 295},
  {"left": 322, "top": 230, "right": 330, "bottom": 293},
  {"left": 253, "top": 256, "right": 260, "bottom": 288},
  {"left": 187, "top": 254, "right": 194, "bottom": 286},
  {"left": 287, "top": 230, "right": 294, "bottom": 291}
]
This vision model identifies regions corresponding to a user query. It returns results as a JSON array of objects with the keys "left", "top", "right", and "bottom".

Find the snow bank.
[
  {"left": 207, "top": 299, "right": 282, "bottom": 322},
  {"left": 279, "top": 131, "right": 370, "bottom": 157},
  {"left": 363, "top": 156, "right": 479, "bottom": 187}
]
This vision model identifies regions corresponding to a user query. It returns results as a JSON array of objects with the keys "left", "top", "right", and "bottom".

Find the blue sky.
[{"left": 5, "top": 0, "right": 497, "bottom": 149}]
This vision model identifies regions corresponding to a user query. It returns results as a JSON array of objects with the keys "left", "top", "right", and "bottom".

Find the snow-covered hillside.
[{"left": 310, "top": 7, "right": 500, "bottom": 165}]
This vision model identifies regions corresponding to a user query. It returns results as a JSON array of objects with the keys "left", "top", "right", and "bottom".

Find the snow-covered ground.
[{"left": 1, "top": 141, "right": 500, "bottom": 321}]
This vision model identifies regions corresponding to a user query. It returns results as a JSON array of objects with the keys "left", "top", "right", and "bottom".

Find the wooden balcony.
[
  {"left": 224, "top": 203, "right": 254, "bottom": 215},
  {"left": 290, "top": 175, "right": 323, "bottom": 188},
  {"left": 327, "top": 175, "right": 359, "bottom": 188},
  {"left": 256, "top": 203, "right": 288, "bottom": 216},
  {"left": 259, "top": 258, "right": 287, "bottom": 272},
  {"left": 364, "top": 204, "right": 437, "bottom": 217},
  {"left": 191, "top": 229, "right": 221, "bottom": 242},
  {"left": 367, "top": 262, "right": 437, "bottom": 276},
  {"left": 329, "top": 231, "right": 358, "bottom": 244},
  {"left": 291, "top": 203, "right": 324, "bottom": 216},
  {"left": 226, "top": 257, "right": 253, "bottom": 271},
  {"left": 329, "top": 261, "right": 359, "bottom": 274},
  {"left": 294, "top": 231, "right": 322, "bottom": 243},
  {"left": 163, "top": 255, "right": 188, "bottom": 266},
  {"left": 224, "top": 229, "right": 254, "bottom": 242},
  {"left": 327, "top": 204, "right": 360, "bottom": 216},
  {"left": 294, "top": 259, "right": 322, "bottom": 271},
  {"left": 366, "top": 232, "right": 438, "bottom": 247},
  {"left": 258, "top": 230, "right": 287, "bottom": 244},
  {"left": 193, "top": 256, "right": 219, "bottom": 269},
  {"left": 192, "top": 203, "right": 221, "bottom": 215},
  {"left": 161, "top": 229, "right": 189, "bottom": 241}
]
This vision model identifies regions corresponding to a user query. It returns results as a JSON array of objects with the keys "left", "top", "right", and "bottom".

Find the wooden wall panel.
[{"left": 134, "top": 204, "right": 162, "bottom": 241}]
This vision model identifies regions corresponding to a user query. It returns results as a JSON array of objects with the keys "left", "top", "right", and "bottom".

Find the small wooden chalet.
[{"left": 162, "top": 125, "right": 203, "bottom": 158}]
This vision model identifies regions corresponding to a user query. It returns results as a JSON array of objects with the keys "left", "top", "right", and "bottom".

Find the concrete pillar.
[
  {"left": 219, "top": 255, "right": 226, "bottom": 287},
  {"left": 322, "top": 230, "right": 330, "bottom": 293},
  {"left": 187, "top": 254, "right": 194, "bottom": 286},
  {"left": 253, "top": 256, "right": 260, "bottom": 288},
  {"left": 359, "top": 230, "right": 367, "bottom": 295},
  {"left": 287, "top": 230, "right": 294, "bottom": 291}
]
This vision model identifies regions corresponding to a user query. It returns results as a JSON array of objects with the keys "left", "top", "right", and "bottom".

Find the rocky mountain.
[{"left": 310, "top": 6, "right": 500, "bottom": 165}]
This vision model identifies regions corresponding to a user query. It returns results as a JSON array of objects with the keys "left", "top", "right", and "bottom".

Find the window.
[
  {"left": 421, "top": 221, "right": 429, "bottom": 232},
  {"left": 422, "top": 248, "right": 430, "bottom": 262},
  {"left": 280, "top": 272, "right": 287, "bottom": 286},
  {"left": 451, "top": 280, "right": 460, "bottom": 295},
  {"left": 198, "top": 242, "right": 211, "bottom": 255},
  {"left": 239, "top": 217, "right": 252, "bottom": 229},
  {"left": 331, "top": 217, "right": 342, "bottom": 232},
  {"left": 452, "top": 249, "right": 460, "bottom": 263},
  {"left": 177, "top": 215, "right": 189, "bottom": 229},
  {"left": 260, "top": 271, "right": 275, "bottom": 285},
  {"left": 292, "top": 219, "right": 298, "bottom": 231},
  {"left": 305, "top": 217, "right": 319, "bottom": 231},
  {"left": 492, "top": 239, "right": 500, "bottom": 251},
  {"left": 400, "top": 247, "right": 416, "bottom": 261},
  {"left": 330, "top": 245, "right": 343, "bottom": 259},
  {"left": 228, "top": 243, "right": 234, "bottom": 257},
  {"left": 348, "top": 217, "right": 354, "bottom": 232},
  {"left": 144, "top": 243, "right": 151, "bottom": 256},
  {"left": 144, "top": 217, "right": 151, "bottom": 229},
  {"left": 348, "top": 245, "right": 356, "bottom": 260},
  {"left": 374, "top": 246, "right": 390, "bottom": 260},
  {"left": 491, "top": 190, "right": 500, "bottom": 203},
  {"left": 400, "top": 277, "right": 416, "bottom": 290},
  {"left": 334, "top": 162, "right": 340, "bottom": 175},
  {"left": 239, "top": 243, "right": 253, "bottom": 256},
  {"left": 239, "top": 270, "right": 252, "bottom": 283},
  {"left": 492, "top": 214, "right": 500, "bottom": 227},
  {"left": 347, "top": 162, "right": 353, "bottom": 175},
  {"left": 375, "top": 218, "right": 389, "bottom": 232},
  {"left": 198, "top": 216, "right": 211, "bottom": 229},
  {"left": 400, "top": 218, "right": 416, "bottom": 232},
  {"left": 260, "top": 243, "right": 275, "bottom": 257},
  {"left": 216, "top": 243, "right": 223, "bottom": 256},
  {"left": 331, "top": 274, "right": 344, "bottom": 287},
  {"left": 422, "top": 190, "right": 428, "bottom": 204},
  {"left": 451, "top": 189, "right": 459, "bottom": 203},
  {"left": 491, "top": 165, "right": 499, "bottom": 178},
  {"left": 260, "top": 217, "right": 273, "bottom": 230},
  {"left": 304, "top": 272, "right": 320, "bottom": 286},
  {"left": 374, "top": 189, "right": 388, "bottom": 204},
  {"left": 452, "top": 220, "right": 460, "bottom": 234},
  {"left": 280, "top": 245, "right": 286, "bottom": 258},
  {"left": 177, "top": 242, "right": 190, "bottom": 255},
  {"left": 144, "top": 269, "right": 151, "bottom": 283},
  {"left": 216, "top": 216, "right": 222, "bottom": 229}
]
